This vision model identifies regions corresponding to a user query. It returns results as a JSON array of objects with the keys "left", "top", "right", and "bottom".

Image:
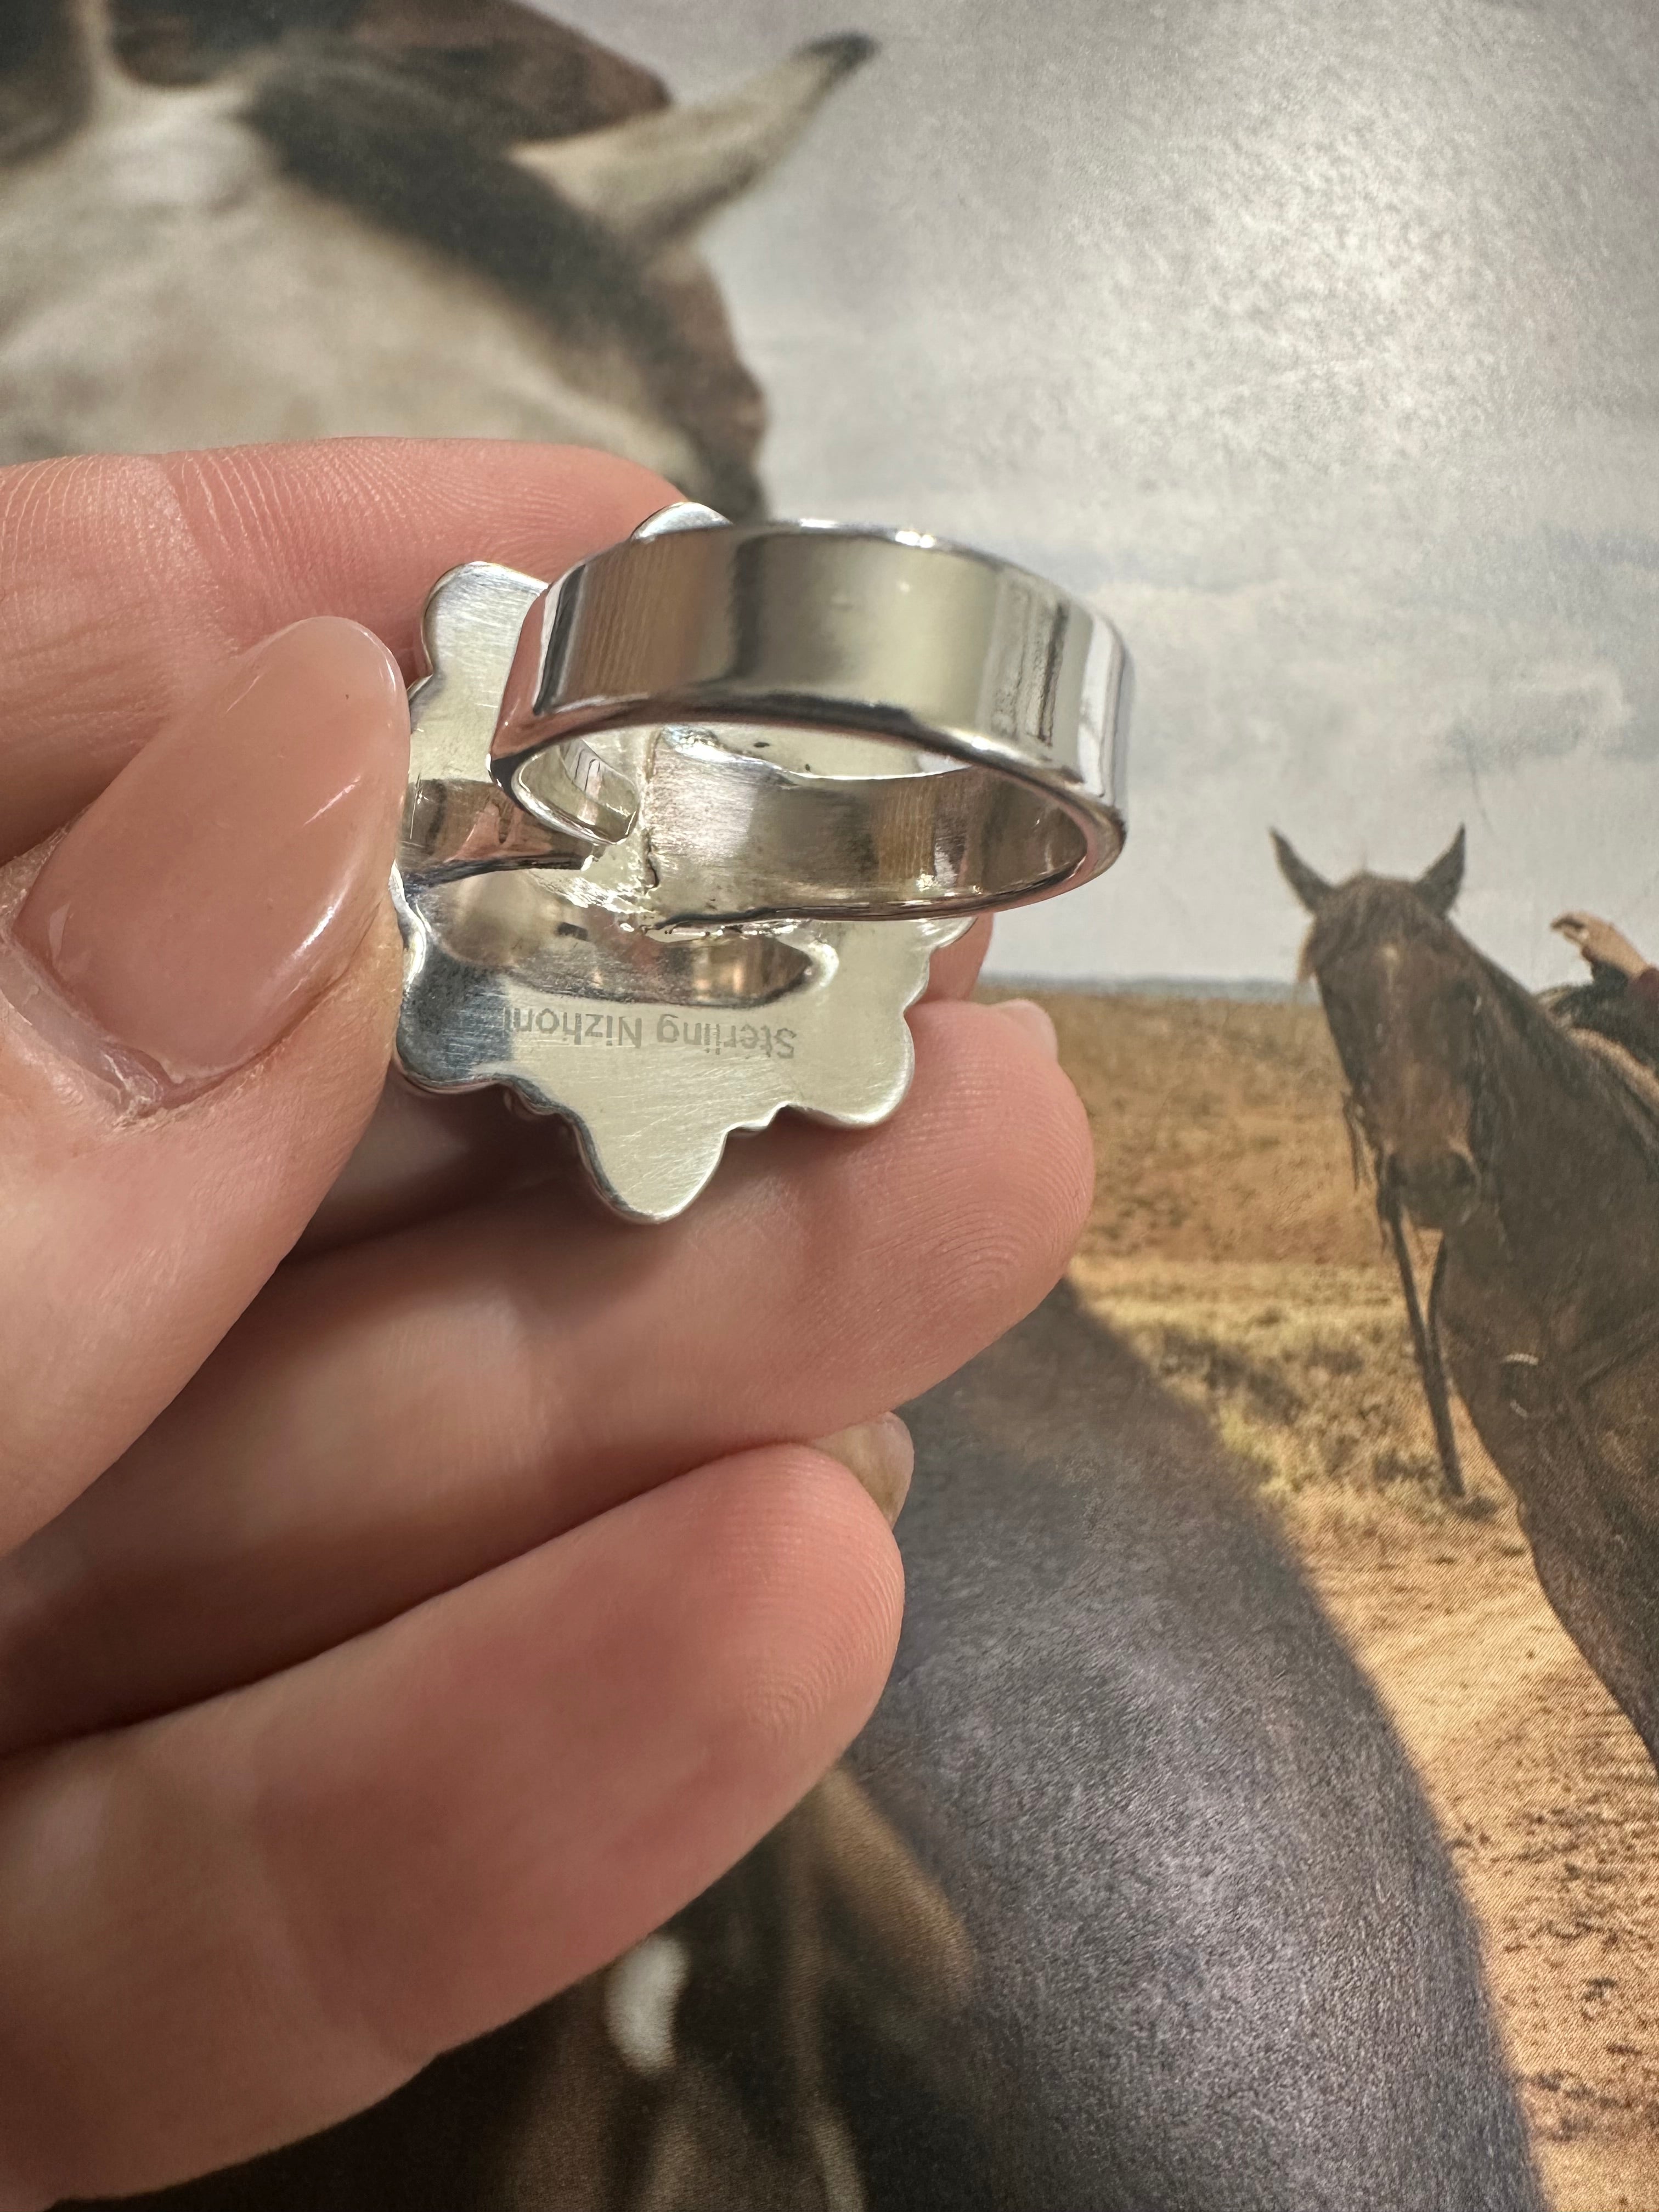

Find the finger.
[
  {"left": 0, "top": 441, "right": 674, "bottom": 858},
  {"left": 0, "top": 620, "right": 408, "bottom": 1549},
  {"left": 812, "top": 1414, "right": 914, "bottom": 1525},
  {"left": 300, "top": 917, "right": 1002, "bottom": 1259},
  {"left": 300, "top": 918, "right": 1005, "bottom": 1260},
  {"left": 294, "top": 1075, "right": 582, "bottom": 1257},
  {"left": 0, "top": 1002, "right": 1090, "bottom": 1747},
  {"left": 990, "top": 996, "right": 1059, "bottom": 1057},
  {"left": 921, "top": 916, "right": 992, "bottom": 1002},
  {"left": 0, "top": 1448, "right": 900, "bottom": 2203}
]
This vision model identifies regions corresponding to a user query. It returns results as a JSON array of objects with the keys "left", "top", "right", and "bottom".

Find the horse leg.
[
  {"left": 1525, "top": 1526, "right": 1659, "bottom": 1773},
  {"left": 1443, "top": 1295, "right": 1659, "bottom": 1773}
]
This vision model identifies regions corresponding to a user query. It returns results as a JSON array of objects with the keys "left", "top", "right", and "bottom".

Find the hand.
[
  {"left": 0, "top": 442, "right": 1091, "bottom": 2206},
  {"left": 1551, "top": 909, "right": 1650, "bottom": 979}
]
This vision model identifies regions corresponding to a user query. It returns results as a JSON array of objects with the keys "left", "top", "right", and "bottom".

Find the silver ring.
[{"left": 484, "top": 504, "right": 1129, "bottom": 927}]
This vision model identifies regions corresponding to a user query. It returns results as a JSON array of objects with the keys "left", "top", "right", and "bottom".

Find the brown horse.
[{"left": 1277, "top": 826, "right": 1659, "bottom": 1775}]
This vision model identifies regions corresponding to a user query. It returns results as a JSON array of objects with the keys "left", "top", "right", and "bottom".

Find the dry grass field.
[{"left": 1013, "top": 990, "right": 1659, "bottom": 2212}]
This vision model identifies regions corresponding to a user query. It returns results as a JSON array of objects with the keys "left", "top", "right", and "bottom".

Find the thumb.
[{"left": 0, "top": 619, "right": 409, "bottom": 1549}]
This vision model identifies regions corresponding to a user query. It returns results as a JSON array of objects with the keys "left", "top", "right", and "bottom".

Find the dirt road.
[{"left": 1301, "top": 1476, "right": 1659, "bottom": 2211}]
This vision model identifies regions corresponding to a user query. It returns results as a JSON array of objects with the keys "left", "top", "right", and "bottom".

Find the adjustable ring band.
[{"left": 487, "top": 507, "right": 1128, "bottom": 927}]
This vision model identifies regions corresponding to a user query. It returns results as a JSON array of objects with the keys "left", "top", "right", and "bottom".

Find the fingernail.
[
  {"left": 994, "top": 997, "right": 1058, "bottom": 1059},
  {"left": 813, "top": 1414, "right": 915, "bottom": 1526},
  {"left": 10, "top": 619, "right": 408, "bottom": 1092}
]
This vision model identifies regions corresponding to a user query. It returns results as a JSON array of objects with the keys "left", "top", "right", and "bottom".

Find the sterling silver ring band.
[{"left": 483, "top": 506, "right": 1130, "bottom": 927}]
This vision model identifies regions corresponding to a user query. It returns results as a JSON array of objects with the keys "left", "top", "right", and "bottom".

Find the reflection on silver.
[
  {"left": 490, "top": 504, "right": 1127, "bottom": 924},
  {"left": 393, "top": 509, "right": 1130, "bottom": 1221}
]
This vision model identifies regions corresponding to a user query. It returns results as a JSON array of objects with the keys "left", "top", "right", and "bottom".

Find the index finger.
[{"left": 0, "top": 440, "right": 675, "bottom": 860}]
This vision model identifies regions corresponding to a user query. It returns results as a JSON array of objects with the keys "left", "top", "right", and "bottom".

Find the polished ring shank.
[{"left": 488, "top": 518, "right": 1128, "bottom": 926}]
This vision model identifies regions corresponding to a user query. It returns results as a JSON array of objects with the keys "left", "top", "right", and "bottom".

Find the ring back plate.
[{"left": 392, "top": 562, "right": 967, "bottom": 1222}]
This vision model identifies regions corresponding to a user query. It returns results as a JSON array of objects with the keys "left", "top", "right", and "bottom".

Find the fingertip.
[
  {"left": 905, "top": 996, "right": 1095, "bottom": 1294},
  {"left": 696, "top": 1446, "right": 905, "bottom": 1764},
  {"left": 991, "top": 996, "right": 1058, "bottom": 1059},
  {"left": 9, "top": 616, "right": 412, "bottom": 1095},
  {"left": 277, "top": 614, "right": 409, "bottom": 738},
  {"left": 812, "top": 1413, "right": 915, "bottom": 1525},
  {"left": 921, "top": 916, "right": 994, "bottom": 1002},
  {"left": 262, "top": 616, "right": 411, "bottom": 860},
  {"left": 716, "top": 995, "right": 1093, "bottom": 1416}
]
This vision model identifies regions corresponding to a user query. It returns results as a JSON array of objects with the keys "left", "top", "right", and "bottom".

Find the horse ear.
[
  {"left": 1413, "top": 827, "right": 1465, "bottom": 917},
  {"left": 514, "top": 35, "right": 876, "bottom": 253},
  {"left": 1271, "top": 830, "right": 1332, "bottom": 914}
]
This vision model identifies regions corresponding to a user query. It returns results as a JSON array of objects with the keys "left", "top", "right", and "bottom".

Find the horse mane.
[{"left": 1474, "top": 951, "right": 1657, "bottom": 1146}]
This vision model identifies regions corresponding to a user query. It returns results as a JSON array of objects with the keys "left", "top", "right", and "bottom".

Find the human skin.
[
  {"left": 0, "top": 440, "right": 1091, "bottom": 2205},
  {"left": 1551, "top": 909, "right": 1649, "bottom": 979}
]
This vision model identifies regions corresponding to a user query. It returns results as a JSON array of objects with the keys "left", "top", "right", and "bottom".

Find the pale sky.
[{"left": 550, "top": 0, "right": 1659, "bottom": 986}]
